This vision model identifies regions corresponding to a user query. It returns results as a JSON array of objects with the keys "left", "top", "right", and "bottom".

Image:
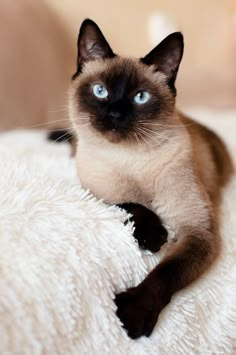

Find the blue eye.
[
  {"left": 134, "top": 91, "right": 150, "bottom": 105},
  {"left": 92, "top": 84, "right": 108, "bottom": 99}
]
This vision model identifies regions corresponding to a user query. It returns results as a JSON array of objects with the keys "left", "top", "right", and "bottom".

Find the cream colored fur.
[{"left": 74, "top": 123, "right": 210, "bottom": 236}]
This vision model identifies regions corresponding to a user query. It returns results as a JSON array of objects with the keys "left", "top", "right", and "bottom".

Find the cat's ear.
[
  {"left": 72, "top": 19, "right": 115, "bottom": 79},
  {"left": 141, "top": 32, "right": 184, "bottom": 93}
]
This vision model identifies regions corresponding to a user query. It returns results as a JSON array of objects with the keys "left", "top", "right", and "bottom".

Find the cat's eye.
[
  {"left": 92, "top": 84, "right": 108, "bottom": 99},
  {"left": 134, "top": 91, "right": 150, "bottom": 105}
]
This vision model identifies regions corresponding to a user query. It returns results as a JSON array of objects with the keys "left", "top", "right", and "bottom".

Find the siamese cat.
[{"left": 69, "top": 19, "right": 234, "bottom": 339}]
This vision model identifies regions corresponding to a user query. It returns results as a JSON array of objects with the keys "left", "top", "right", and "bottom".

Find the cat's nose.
[
  {"left": 107, "top": 111, "right": 124, "bottom": 129},
  {"left": 108, "top": 111, "right": 122, "bottom": 120}
]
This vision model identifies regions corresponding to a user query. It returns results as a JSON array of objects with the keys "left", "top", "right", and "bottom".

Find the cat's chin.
[
  {"left": 98, "top": 129, "right": 141, "bottom": 145},
  {"left": 103, "top": 130, "right": 124, "bottom": 144}
]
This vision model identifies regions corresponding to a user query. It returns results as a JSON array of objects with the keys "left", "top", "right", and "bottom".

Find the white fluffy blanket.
[{"left": 0, "top": 111, "right": 236, "bottom": 354}]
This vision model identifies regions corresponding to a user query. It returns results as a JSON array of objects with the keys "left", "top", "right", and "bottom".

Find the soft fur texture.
[{"left": 0, "top": 111, "right": 236, "bottom": 353}]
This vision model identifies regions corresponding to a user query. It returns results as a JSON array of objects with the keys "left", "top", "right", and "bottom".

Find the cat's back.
[{"left": 179, "top": 112, "right": 233, "bottom": 203}]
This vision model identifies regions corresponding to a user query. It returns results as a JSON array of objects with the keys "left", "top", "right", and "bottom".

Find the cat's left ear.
[
  {"left": 141, "top": 32, "right": 184, "bottom": 93},
  {"left": 72, "top": 19, "right": 115, "bottom": 79}
]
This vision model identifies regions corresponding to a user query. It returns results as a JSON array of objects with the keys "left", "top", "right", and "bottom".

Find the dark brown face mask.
[{"left": 72, "top": 19, "right": 183, "bottom": 143}]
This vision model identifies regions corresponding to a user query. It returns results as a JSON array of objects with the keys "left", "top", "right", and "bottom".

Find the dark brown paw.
[
  {"left": 118, "top": 203, "right": 168, "bottom": 253},
  {"left": 115, "top": 286, "right": 159, "bottom": 339}
]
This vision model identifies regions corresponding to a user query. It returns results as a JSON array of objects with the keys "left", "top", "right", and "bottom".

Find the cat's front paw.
[
  {"left": 115, "top": 285, "right": 160, "bottom": 339},
  {"left": 118, "top": 203, "right": 168, "bottom": 253}
]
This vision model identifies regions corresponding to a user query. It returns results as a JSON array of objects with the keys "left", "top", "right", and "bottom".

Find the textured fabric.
[{"left": 0, "top": 123, "right": 235, "bottom": 354}]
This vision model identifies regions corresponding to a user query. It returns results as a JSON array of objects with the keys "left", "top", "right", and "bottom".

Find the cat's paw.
[
  {"left": 115, "top": 285, "right": 159, "bottom": 339},
  {"left": 118, "top": 203, "right": 168, "bottom": 253},
  {"left": 134, "top": 219, "right": 168, "bottom": 253}
]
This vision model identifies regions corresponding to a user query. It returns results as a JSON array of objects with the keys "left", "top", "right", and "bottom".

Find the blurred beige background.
[{"left": 1, "top": 0, "right": 236, "bottom": 131}]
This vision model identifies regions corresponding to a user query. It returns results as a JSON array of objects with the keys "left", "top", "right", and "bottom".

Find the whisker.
[
  {"left": 139, "top": 125, "right": 169, "bottom": 139},
  {"left": 47, "top": 127, "right": 73, "bottom": 132},
  {"left": 134, "top": 132, "right": 143, "bottom": 148},
  {"left": 77, "top": 118, "right": 90, "bottom": 121},
  {"left": 139, "top": 133, "right": 148, "bottom": 146},
  {"left": 136, "top": 124, "right": 170, "bottom": 147},
  {"left": 48, "top": 108, "right": 69, "bottom": 113},
  {"left": 139, "top": 121, "right": 195, "bottom": 128},
  {"left": 139, "top": 125, "right": 170, "bottom": 137},
  {"left": 136, "top": 128, "right": 150, "bottom": 146},
  {"left": 138, "top": 126, "right": 161, "bottom": 140},
  {"left": 60, "top": 137, "right": 73, "bottom": 144},
  {"left": 23, "top": 118, "right": 71, "bottom": 130},
  {"left": 50, "top": 130, "right": 73, "bottom": 144},
  {"left": 77, "top": 123, "right": 90, "bottom": 128}
]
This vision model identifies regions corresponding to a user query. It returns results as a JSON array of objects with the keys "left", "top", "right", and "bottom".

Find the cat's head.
[{"left": 69, "top": 19, "right": 184, "bottom": 144}]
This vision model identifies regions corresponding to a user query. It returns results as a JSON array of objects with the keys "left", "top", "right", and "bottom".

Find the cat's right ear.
[{"left": 72, "top": 19, "right": 115, "bottom": 79}]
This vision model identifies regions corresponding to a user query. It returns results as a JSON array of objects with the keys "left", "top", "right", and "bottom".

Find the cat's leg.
[
  {"left": 115, "top": 222, "right": 219, "bottom": 339},
  {"left": 117, "top": 203, "right": 168, "bottom": 252}
]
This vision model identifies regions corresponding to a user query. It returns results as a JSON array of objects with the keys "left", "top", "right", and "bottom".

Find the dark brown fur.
[{"left": 75, "top": 57, "right": 175, "bottom": 144}]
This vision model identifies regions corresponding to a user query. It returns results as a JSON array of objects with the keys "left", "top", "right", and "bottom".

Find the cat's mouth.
[
  {"left": 103, "top": 129, "right": 123, "bottom": 143},
  {"left": 96, "top": 126, "right": 131, "bottom": 143},
  {"left": 90, "top": 118, "right": 134, "bottom": 143}
]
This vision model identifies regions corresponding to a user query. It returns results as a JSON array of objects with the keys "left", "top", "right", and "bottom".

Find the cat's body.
[
  {"left": 69, "top": 19, "right": 234, "bottom": 338},
  {"left": 74, "top": 108, "right": 231, "bottom": 215}
]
